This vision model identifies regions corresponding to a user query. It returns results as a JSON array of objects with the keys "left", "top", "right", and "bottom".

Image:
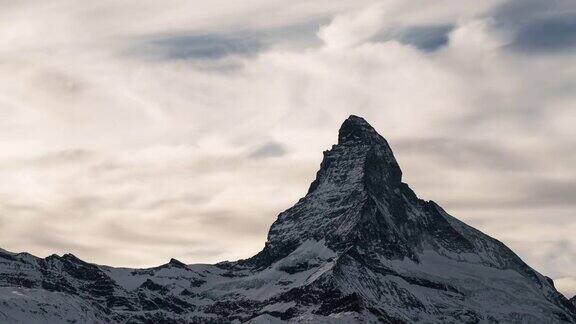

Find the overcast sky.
[{"left": 1, "top": 0, "right": 575, "bottom": 296}]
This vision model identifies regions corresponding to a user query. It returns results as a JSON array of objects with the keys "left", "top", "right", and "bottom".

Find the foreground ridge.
[{"left": 1, "top": 115, "right": 575, "bottom": 323}]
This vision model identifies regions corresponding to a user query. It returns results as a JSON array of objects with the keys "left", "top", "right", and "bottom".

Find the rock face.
[{"left": 1, "top": 115, "right": 575, "bottom": 323}]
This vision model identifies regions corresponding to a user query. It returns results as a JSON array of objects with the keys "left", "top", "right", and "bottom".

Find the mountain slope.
[{"left": 1, "top": 115, "right": 575, "bottom": 323}]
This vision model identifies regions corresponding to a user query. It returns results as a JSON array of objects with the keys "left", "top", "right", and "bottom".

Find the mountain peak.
[
  {"left": 305, "top": 115, "right": 401, "bottom": 198},
  {"left": 338, "top": 115, "right": 381, "bottom": 145},
  {"left": 167, "top": 258, "right": 188, "bottom": 268},
  {"left": 255, "top": 116, "right": 407, "bottom": 266}
]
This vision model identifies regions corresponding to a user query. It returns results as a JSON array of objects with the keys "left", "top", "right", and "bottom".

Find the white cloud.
[{"left": 318, "top": 4, "right": 387, "bottom": 49}]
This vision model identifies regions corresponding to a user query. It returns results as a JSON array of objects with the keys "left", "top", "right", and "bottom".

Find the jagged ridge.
[{"left": 0, "top": 116, "right": 575, "bottom": 323}]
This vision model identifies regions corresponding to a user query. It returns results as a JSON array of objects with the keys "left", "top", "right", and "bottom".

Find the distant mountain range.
[{"left": 1, "top": 116, "right": 575, "bottom": 323}]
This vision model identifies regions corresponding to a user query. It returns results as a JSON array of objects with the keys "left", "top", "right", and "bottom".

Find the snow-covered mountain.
[{"left": 1, "top": 115, "right": 575, "bottom": 323}]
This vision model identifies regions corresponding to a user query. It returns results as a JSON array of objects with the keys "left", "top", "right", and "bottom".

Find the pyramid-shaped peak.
[
  {"left": 342, "top": 114, "right": 370, "bottom": 125},
  {"left": 338, "top": 115, "right": 382, "bottom": 145},
  {"left": 301, "top": 115, "right": 402, "bottom": 199}
]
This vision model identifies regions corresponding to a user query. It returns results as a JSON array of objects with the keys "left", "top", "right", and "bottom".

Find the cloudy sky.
[{"left": 1, "top": 0, "right": 575, "bottom": 296}]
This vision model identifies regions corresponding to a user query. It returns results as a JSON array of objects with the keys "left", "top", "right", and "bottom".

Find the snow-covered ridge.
[{"left": 1, "top": 115, "right": 575, "bottom": 323}]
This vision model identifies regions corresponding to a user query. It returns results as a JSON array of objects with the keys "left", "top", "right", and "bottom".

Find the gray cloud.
[
  {"left": 527, "top": 179, "right": 576, "bottom": 208},
  {"left": 105, "top": 223, "right": 202, "bottom": 247},
  {"left": 370, "top": 24, "right": 454, "bottom": 52},
  {"left": 128, "top": 19, "right": 327, "bottom": 62},
  {"left": 135, "top": 33, "right": 264, "bottom": 61},
  {"left": 197, "top": 209, "right": 273, "bottom": 236},
  {"left": 248, "top": 141, "right": 287, "bottom": 159},
  {"left": 397, "top": 24, "right": 453, "bottom": 51},
  {"left": 395, "top": 137, "right": 534, "bottom": 171},
  {"left": 493, "top": 0, "right": 576, "bottom": 53},
  {"left": 440, "top": 178, "right": 576, "bottom": 210},
  {"left": 0, "top": 149, "right": 93, "bottom": 169},
  {"left": 511, "top": 18, "right": 576, "bottom": 53},
  {"left": 33, "top": 149, "right": 93, "bottom": 164},
  {"left": 144, "top": 194, "right": 212, "bottom": 210}
]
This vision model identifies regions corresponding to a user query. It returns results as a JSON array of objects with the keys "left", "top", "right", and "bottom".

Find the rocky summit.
[{"left": 1, "top": 115, "right": 575, "bottom": 323}]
